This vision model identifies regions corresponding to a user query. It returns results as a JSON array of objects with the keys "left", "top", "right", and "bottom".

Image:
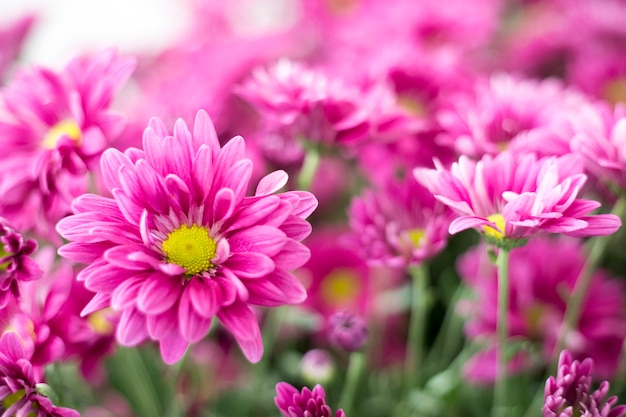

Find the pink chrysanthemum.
[
  {"left": 275, "top": 382, "right": 345, "bottom": 417},
  {"left": 0, "top": 217, "right": 42, "bottom": 308},
  {"left": 436, "top": 73, "right": 588, "bottom": 158},
  {"left": 0, "top": 332, "right": 79, "bottom": 417},
  {"left": 346, "top": 175, "right": 452, "bottom": 267},
  {"left": 56, "top": 110, "right": 317, "bottom": 364},
  {"left": 569, "top": 102, "right": 626, "bottom": 190},
  {"left": 459, "top": 238, "right": 626, "bottom": 380},
  {"left": 0, "top": 49, "right": 135, "bottom": 240},
  {"left": 415, "top": 152, "right": 621, "bottom": 247},
  {"left": 543, "top": 350, "right": 626, "bottom": 417},
  {"left": 237, "top": 59, "right": 417, "bottom": 161}
]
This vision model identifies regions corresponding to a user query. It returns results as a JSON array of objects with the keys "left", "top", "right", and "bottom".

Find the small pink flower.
[
  {"left": 543, "top": 350, "right": 626, "bottom": 417},
  {"left": 415, "top": 152, "right": 621, "bottom": 246},
  {"left": 0, "top": 217, "right": 42, "bottom": 308},
  {"left": 0, "top": 332, "right": 79, "bottom": 417},
  {"left": 347, "top": 175, "right": 452, "bottom": 267},
  {"left": 57, "top": 110, "right": 317, "bottom": 364},
  {"left": 0, "top": 49, "right": 135, "bottom": 241},
  {"left": 275, "top": 382, "right": 345, "bottom": 417}
]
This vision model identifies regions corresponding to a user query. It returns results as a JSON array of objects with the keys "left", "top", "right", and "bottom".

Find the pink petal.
[
  {"left": 227, "top": 252, "right": 275, "bottom": 278},
  {"left": 158, "top": 329, "right": 189, "bottom": 365},
  {"left": 449, "top": 216, "right": 490, "bottom": 235},
  {"left": 228, "top": 225, "right": 286, "bottom": 256},
  {"left": 179, "top": 287, "right": 213, "bottom": 342},
  {"left": 256, "top": 170, "right": 288, "bottom": 196},
  {"left": 272, "top": 239, "right": 311, "bottom": 270},
  {"left": 213, "top": 187, "right": 236, "bottom": 224},
  {"left": 188, "top": 278, "right": 222, "bottom": 319},
  {"left": 81, "top": 293, "right": 111, "bottom": 316},
  {"left": 217, "top": 301, "right": 263, "bottom": 363},
  {"left": 565, "top": 214, "right": 621, "bottom": 237},
  {"left": 193, "top": 109, "right": 220, "bottom": 152},
  {"left": 137, "top": 273, "right": 182, "bottom": 315},
  {"left": 116, "top": 308, "right": 149, "bottom": 346}
]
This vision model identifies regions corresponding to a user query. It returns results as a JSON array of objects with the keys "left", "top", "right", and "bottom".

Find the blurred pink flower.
[
  {"left": 347, "top": 175, "right": 451, "bottom": 267},
  {"left": 459, "top": 238, "right": 626, "bottom": 380},
  {"left": 275, "top": 382, "right": 345, "bottom": 417},
  {"left": 415, "top": 152, "right": 621, "bottom": 246},
  {"left": 0, "top": 14, "right": 34, "bottom": 81},
  {"left": 569, "top": 102, "right": 626, "bottom": 190},
  {"left": 543, "top": 350, "right": 626, "bottom": 417},
  {"left": 436, "top": 73, "right": 588, "bottom": 158},
  {"left": 57, "top": 110, "right": 317, "bottom": 364},
  {"left": 0, "top": 331, "right": 79, "bottom": 417},
  {"left": 0, "top": 49, "right": 135, "bottom": 241}
]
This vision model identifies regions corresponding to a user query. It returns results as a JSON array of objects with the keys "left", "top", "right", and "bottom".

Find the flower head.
[
  {"left": 0, "top": 49, "right": 135, "bottom": 240},
  {"left": 0, "top": 331, "right": 79, "bottom": 417},
  {"left": 327, "top": 310, "right": 367, "bottom": 352},
  {"left": 57, "top": 110, "right": 317, "bottom": 364},
  {"left": 543, "top": 350, "right": 626, "bottom": 417},
  {"left": 415, "top": 152, "right": 621, "bottom": 247},
  {"left": 275, "top": 382, "right": 345, "bottom": 417},
  {"left": 0, "top": 217, "right": 42, "bottom": 308}
]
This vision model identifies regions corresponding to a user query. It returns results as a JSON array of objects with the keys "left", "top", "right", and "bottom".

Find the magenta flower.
[
  {"left": 0, "top": 217, "right": 42, "bottom": 308},
  {"left": 0, "top": 49, "right": 135, "bottom": 241},
  {"left": 275, "top": 382, "right": 345, "bottom": 417},
  {"left": 327, "top": 310, "right": 368, "bottom": 352},
  {"left": 415, "top": 152, "right": 621, "bottom": 247},
  {"left": 57, "top": 110, "right": 317, "bottom": 364},
  {"left": 346, "top": 176, "right": 452, "bottom": 267},
  {"left": 569, "top": 102, "right": 626, "bottom": 190},
  {"left": 0, "top": 332, "right": 79, "bottom": 417},
  {"left": 543, "top": 350, "right": 626, "bottom": 417},
  {"left": 459, "top": 238, "right": 626, "bottom": 380}
]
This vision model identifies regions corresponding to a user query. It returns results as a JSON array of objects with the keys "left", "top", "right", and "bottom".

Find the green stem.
[
  {"left": 339, "top": 352, "right": 365, "bottom": 417},
  {"left": 492, "top": 248, "right": 510, "bottom": 417},
  {"left": 297, "top": 147, "right": 320, "bottom": 191},
  {"left": 405, "top": 263, "right": 429, "bottom": 389}
]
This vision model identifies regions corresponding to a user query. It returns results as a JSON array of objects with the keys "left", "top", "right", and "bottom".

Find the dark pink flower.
[
  {"left": 543, "top": 350, "right": 626, "bottom": 417},
  {"left": 459, "top": 238, "right": 626, "bottom": 380},
  {"left": 0, "top": 332, "right": 79, "bottom": 417},
  {"left": 275, "top": 382, "right": 345, "bottom": 417},
  {"left": 0, "top": 217, "right": 42, "bottom": 308},
  {"left": 327, "top": 310, "right": 367, "bottom": 352},
  {"left": 57, "top": 110, "right": 317, "bottom": 364},
  {"left": 347, "top": 175, "right": 451, "bottom": 267},
  {"left": 415, "top": 152, "right": 621, "bottom": 246},
  {"left": 0, "top": 49, "right": 135, "bottom": 241}
]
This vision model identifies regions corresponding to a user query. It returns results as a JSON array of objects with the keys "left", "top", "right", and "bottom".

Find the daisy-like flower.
[
  {"left": 0, "top": 49, "right": 135, "bottom": 241},
  {"left": 569, "top": 102, "right": 626, "bottom": 191},
  {"left": 543, "top": 350, "right": 626, "bottom": 417},
  {"left": 415, "top": 151, "right": 621, "bottom": 248},
  {"left": 0, "top": 217, "right": 42, "bottom": 308},
  {"left": 346, "top": 175, "right": 452, "bottom": 267},
  {"left": 56, "top": 110, "right": 317, "bottom": 364},
  {"left": 436, "top": 73, "right": 588, "bottom": 158},
  {"left": 275, "top": 382, "right": 345, "bottom": 417},
  {"left": 0, "top": 331, "right": 79, "bottom": 417}
]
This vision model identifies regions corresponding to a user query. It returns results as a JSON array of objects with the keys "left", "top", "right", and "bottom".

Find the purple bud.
[{"left": 327, "top": 310, "right": 367, "bottom": 352}]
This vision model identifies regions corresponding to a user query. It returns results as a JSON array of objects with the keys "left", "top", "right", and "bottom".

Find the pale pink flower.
[
  {"left": 57, "top": 110, "right": 317, "bottom": 364},
  {"left": 415, "top": 152, "right": 621, "bottom": 246}
]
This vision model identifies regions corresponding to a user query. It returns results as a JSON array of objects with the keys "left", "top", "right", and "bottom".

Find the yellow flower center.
[
  {"left": 2, "top": 389, "right": 26, "bottom": 410},
  {"left": 325, "top": 0, "right": 359, "bottom": 14},
  {"left": 42, "top": 119, "right": 82, "bottom": 149},
  {"left": 397, "top": 94, "right": 427, "bottom": 117},
  {"left": 88, "top": 309, "right": 114, "bottom": 335},
  {"left": 603, "top": 77, "right": 626, "bottom": 106},
  {"left": 406, "top": 228, "right": 426, "bottom": 249},
  {"left": 0, "top": 246, "right": 10, "bottom": 271},
  {"left": 162, "top": 224, "right": 217, "bottom": 276},
  {"left": 484, "top": 213, "right": 506, "bottom": 240},
  {"left": 321, "top": 268, "right": 360, "bottom": 307}
]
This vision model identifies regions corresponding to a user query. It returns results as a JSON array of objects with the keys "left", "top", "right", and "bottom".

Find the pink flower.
[
  {"left": 0, "top": 49, "right": 135, "bottom": 241},
  {"left": 415, "top": 152, "right": 621, "bottom": 246},
  {"left": 275, "top": 382, "right": 345, "bottom": 417},
  {"left": 459, "top": 238, "right": 626, "bottom": 380},
  {"left": 0, "top": 14, "right": 34, "bottom": 81},
  {"left": 436, "top": 73, "right": 588, "bottom": 158},
  {"left": 569, "top": 102, "right": 626, "bottom": 190},
  {"left": 347, "top": 175, "right": 452, "bottom": 267},
  {"left": 543, "top": 350, "right": 626, "bottom": 417},
  {"left": 57, "top": 110, "right": 317, "bottom": 364},
  {"left": 0, "top": 217, "right": 42, "bottom": 308},
  {"left": 0, "top": 332, "right": 79, "bottom": 417}
]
